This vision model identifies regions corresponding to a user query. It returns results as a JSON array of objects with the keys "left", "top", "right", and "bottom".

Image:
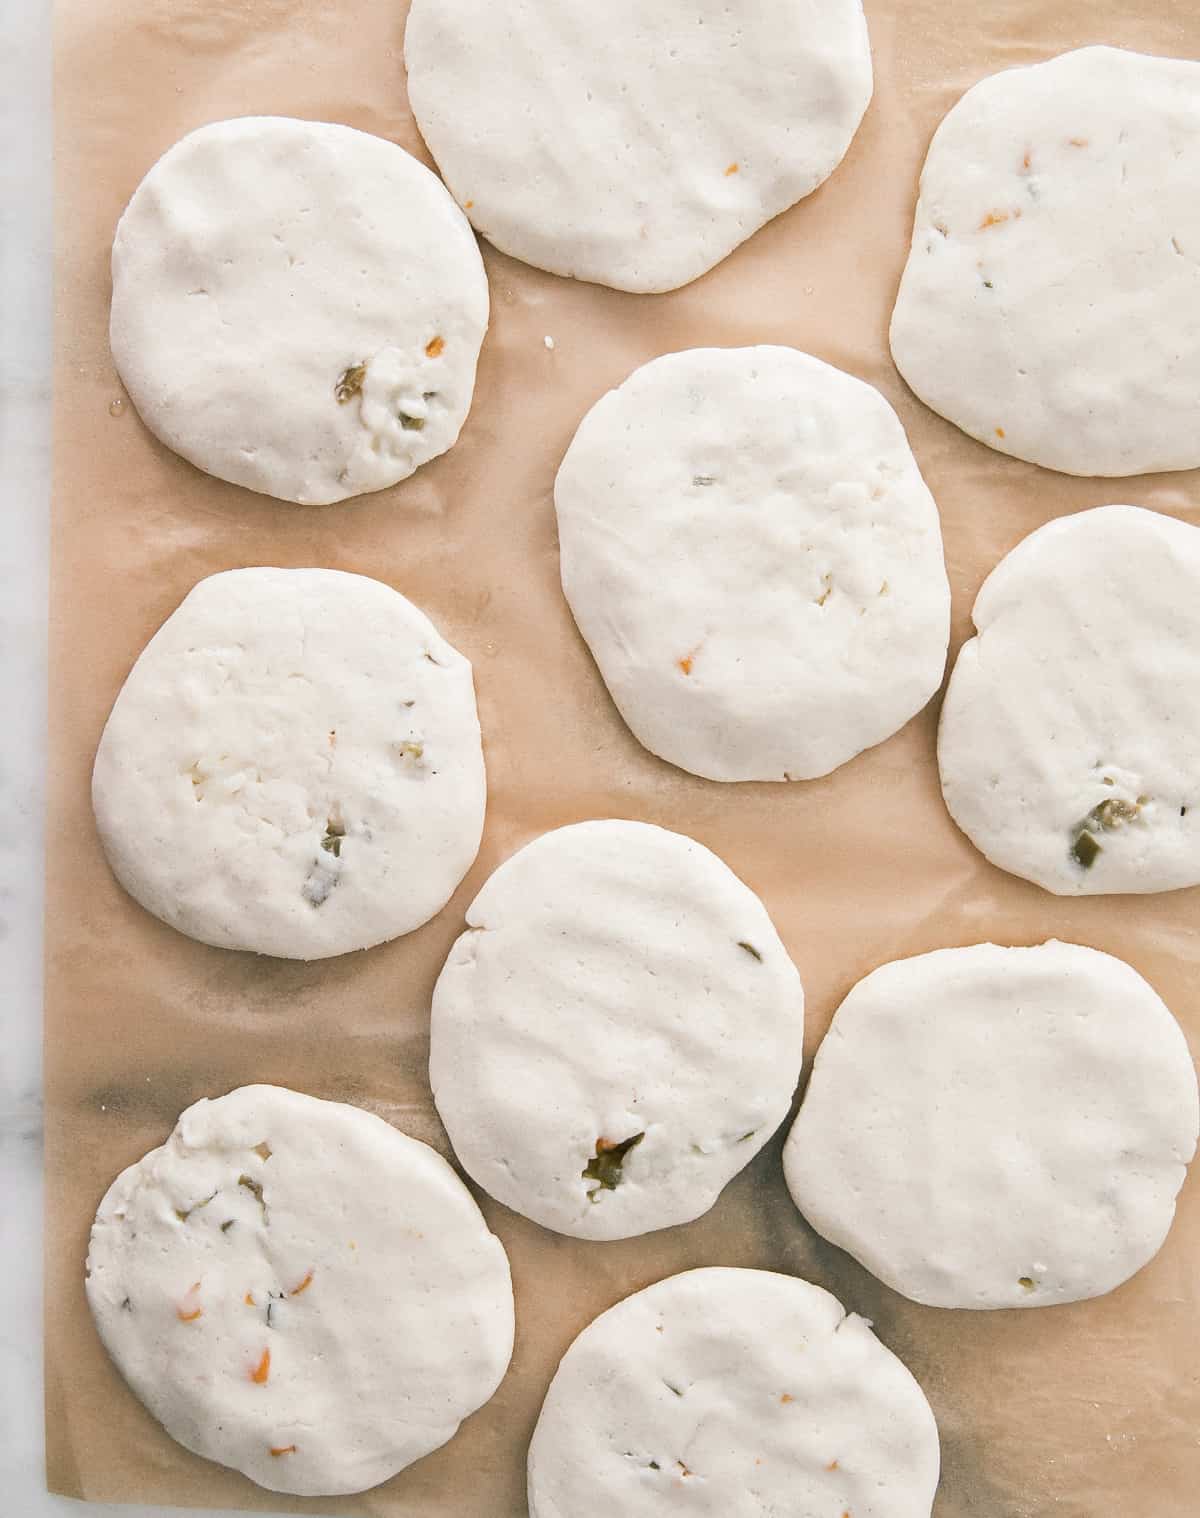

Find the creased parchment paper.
[{"left": 47, "top": 1, "right": 1200, "bottom": 1514}]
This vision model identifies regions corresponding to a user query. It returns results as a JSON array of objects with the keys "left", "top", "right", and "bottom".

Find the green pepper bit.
[
  {"left": 321, "top": 814, "right": 347, "bottom": 857},
  {"left": 1093, "top": 798, "right": 1140, "bottom": 828},
  {"left": 334, "top": 363, "right": 367, "bottom": 404},
  {"left": 582, "top": 1131, "right": 645, "bottom": 1197},
  {"left": 1071, "top": 794, "right": 1144, "bottom": 869},
  {"left": 238, "top": 1174, "right": 265, "bottom": 1208},
  {"left": 1072, "top": 830, "right": 1101, "bottom": 869}
]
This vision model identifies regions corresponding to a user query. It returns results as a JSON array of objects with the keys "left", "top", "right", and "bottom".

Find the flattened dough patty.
[
  {"left": 86, "top": 1085, "right": 514, "bottom": 1496},
  {"left": 92, "top": 568, "right": 485, "bottom": 959},
  {"left": 938, "top": 505, "right": 1200, "bottom": 895},
  {"left": 111, "top": 117, "right": 488, "bottom": 505},
  {"left": 555, "top": 347, "right": 951, "bottom": 782},
  {"left": 404, "top": 1, "right": 872, "bottom": 293},
  {"left": 784, "top": 942, "right": 1199, "bottom": 1309},
  {"left": 528, "top": 1267, "right": 940, "bottom": 1518},
  {"left": 891, "top": 46, "right": 1200, "bottom": 476},
  {"left": 431, "top": 820, "right": 804, "bottom": 1240}
]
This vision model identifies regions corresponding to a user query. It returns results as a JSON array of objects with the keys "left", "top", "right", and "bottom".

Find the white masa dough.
[
  {"left": 938, "top": 505, "right": 1200, "bottom": 895},
  {"left": 111, "top": 117, "right": 488, "bottom": 505},
  {"left": 784, "top": 942, "right": 1199, "bottom": 1310},
  {"left": 86, "top": 1086, "right": 514, "bottom": 1497},
  {"left": 890, "top": 46, "right": 1200, "bottom": 476},
  {"left": 555, "top": 347, "right": 951, "bottom": 782},
  {"left": 430, "top": 820, "right": 805, "bottom": 1241},
  {"left": 404, "top": 1, "right": 872, "bottom": 294},
  {"left": 92, "top": 567, "right": 485, "bottom": 959},
  {"left": 527, "top": 1267, "right": 940, "bottom": 1518}
]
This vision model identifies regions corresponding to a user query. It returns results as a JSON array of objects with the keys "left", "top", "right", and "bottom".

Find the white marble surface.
[{"left": 0, "top": 4, "right": 296, "bottom": 1514}]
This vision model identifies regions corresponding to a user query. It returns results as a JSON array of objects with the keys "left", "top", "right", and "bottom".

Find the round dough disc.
[
  {"left": 404, "top": 2, "right": 872, "bottom": 294},
  {"left": 890, "top": 46, "right": 1200, "bottom": 476},
  {"left": 555, "top": 347, "right": 951, "bottom": 782},
  {"left": 86, "top": 1085, "right": 514, "bottom": 1497},
  {"left": 527, "top": 1267, "right": 940, "bottom": 1518},
  {"left": 430, "top": 820, "right": 805, "bottom": 1240},
  {"left": 92, "top": 567, "right": 486, "bottom": 959},
  {"left": 111, "top": 117, "right": 488, "bottom": 505},
  {"left": 938, "top": 505, "right": 1200, "bottom": 895},
  {"left": 784, "top": 941, "right": 1199, "bottom": 1309}
]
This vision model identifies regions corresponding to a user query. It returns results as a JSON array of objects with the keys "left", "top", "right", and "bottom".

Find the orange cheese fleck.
[
  {"left": 289, "top": 1270, "right": 315, "bottom": 1297},
  {"left": 725, "top": 162, "right": 739, "bottom": 176},
  {"left": 1069, "top": 136, "right": 1088, "bottom": 147},
  {"left": 1022, "top": 149, "right": 1032, "bottom": 171},
  {"left": 978, "top": 209, "right": 1019, "bottom": 231},
  {"left": 780, "top": 1393, "right": 794, "bottom": 1404},
  {"left": 244, "top": 1292, "right": 256, "bottom": 1307},
  {"left": 464, "top": 199, "right": 474, "bottom": 209},
  {"left": 678, "top": 655, "right": 694, "bottom": 676},
  {"left": 827, "top": 1458, "right": 840, "bottom": 1471},
  {"left": 425, "top": 335, "right": 445, "bottom": 358},
  {"left": 270, "top": 1444, "right": 296, "bottom": 1457},
  {"left": 177, "top": 1283, "right": 203, "bottom": 1322},
  {"left": 251, "top": 1347, "right": 271, "bottom": 1385},
  {"left": 995, "top": 426, "right": 1006, "bottom": 439}
]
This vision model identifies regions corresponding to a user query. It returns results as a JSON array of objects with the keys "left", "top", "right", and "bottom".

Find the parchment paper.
[{"left": 46, "top": 2, "right": 1200, "bottom": 1514}]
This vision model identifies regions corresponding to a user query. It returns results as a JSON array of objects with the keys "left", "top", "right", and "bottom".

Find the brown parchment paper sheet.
[{"left": 46, "top": 1, "right": 1200, "bottom": 1513}]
